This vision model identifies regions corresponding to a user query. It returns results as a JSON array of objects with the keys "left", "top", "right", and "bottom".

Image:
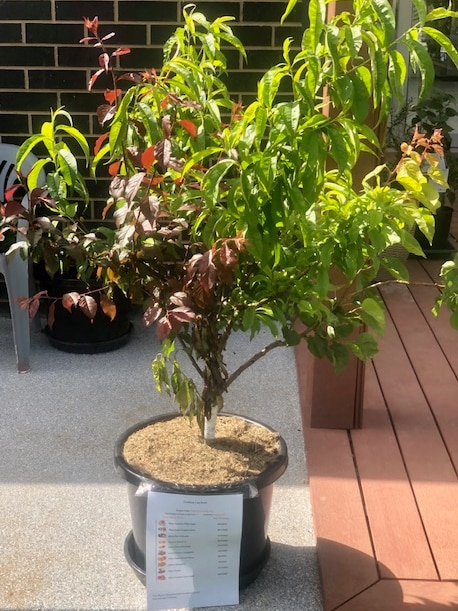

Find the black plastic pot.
[
  {"left": 43, "top": 277, "right": 132, "bottom": 353},
  {"left": 114, "top": 413, "right": 288, "bottom": 590}
]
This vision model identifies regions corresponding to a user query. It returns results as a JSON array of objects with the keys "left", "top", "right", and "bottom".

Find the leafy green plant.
[{"left": 8, "top": 1, "right": 458, "bottom": 442}]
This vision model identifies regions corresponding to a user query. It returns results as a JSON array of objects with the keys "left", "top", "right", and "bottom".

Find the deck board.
[
  {"left": 374, "top": 286, "right": 458, "bottom": 581},
  {"left": 351, "top": 361, "right": 437, "bottom": 580},
  {"left": 299, "top": 256, "right": 458, "bottom": 609}
]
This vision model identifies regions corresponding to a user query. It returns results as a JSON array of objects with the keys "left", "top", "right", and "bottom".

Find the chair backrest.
[{"left": 0, "top": 143, "right": 42, "bottom": 203}]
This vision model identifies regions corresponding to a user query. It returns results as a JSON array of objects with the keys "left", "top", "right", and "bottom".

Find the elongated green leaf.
[
  {"left": 202, "top": 159, "right": 236, "bottom": 204},
  {"left": 422, "top": 26, "right": 458, "bottom": 69},
  {"left": 258, "top": 65, "right": 287, "bottom": 108},
  {"left": 426, "top": 8, "right": 458, "bottom": 22},
  {"left": 56, "top": 125, "right": 90, "bottom": 162},
  {"left": 406, "top": 36, "right": 435, "bottom": 99},
  {"left": 181, "top": 147, "right": 221, "bottom": 176},
  {"left": 388, "top": 49, "right": 407, "bottom": 103},
  {"left": 411, "top": 0, "right": 428, "bottom": 26},
  {"left": 350, "top": 71, "right": 371, "bottom": 122},
  {"left": 56, "top": 148, "right": 78, "bottom": 187},
  {"left": 308, "top": 0, "right": 326, "bottom": 51},
  {"left": 281, "top": 0, "right": 298, "bottom": 24},
  {"left": 15, "top": 135, "right": 45, "bottom": 173},
  {"left": 372, "top": 0, "right": 395, "bottom": 44},
  {"left": 327, "top": 128, "right": 349, "bottom": 174},
  {"left": 26, "top": 158, "right": 49, "bottom": 190}
]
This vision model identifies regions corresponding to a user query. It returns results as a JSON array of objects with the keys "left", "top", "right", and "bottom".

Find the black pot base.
[
  {"left": 124, "top": 530, "right": 271, "bottom": 590},
  {"left": 45, "top": 323, "right": 132, "bottom": 354}
]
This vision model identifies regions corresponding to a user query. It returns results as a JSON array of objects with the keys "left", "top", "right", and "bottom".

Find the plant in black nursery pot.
[
  {"left": 11, "top": 107, "right": 132, "bottom": 352},
  {"left": 7, "top": 0, "right": 458, "bottom": 590}
]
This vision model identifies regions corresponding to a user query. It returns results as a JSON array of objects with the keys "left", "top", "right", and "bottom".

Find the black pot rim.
[{"left": 114, "top": 412, "right": 288, "bottom": 494}]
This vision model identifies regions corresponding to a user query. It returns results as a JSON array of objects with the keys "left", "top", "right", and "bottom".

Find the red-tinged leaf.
[
  {"left": 101, "top": 199, "right": 115, "bottom": 219},
  {"left": 104, "top": 88, "right": 121, "bottom": 104},
  {"left": 16, "top": 297, "right": 30, "bottom": 312},
  {"left": 83, "top": 16, "right": 99, "bottom": 34},
  {"left": 94, "top": 132, "right": 109, "bottom": 156},
  {"left": 28, "top": 297, "right": 41, "bottom": 319},
  {"left": 143, "top": 303, "right": 163, "bottom": 327},
  {"left": 99, "top": 293, "right": 117, "bottom": 321},
  {"left": 169, "top": 292, "right": 190, "bottom": 307},
  {"left": 109, "top": 160, "right": 122, "bottom": 176},
  {"left": 48, "top": 302, "right": 55, "bottom": 330},
  {"left": 89, "top": 69, "right": 104, "bottom": 91},
  {"left": 96, "top": 103, "right": 116, "bottom": 125},
  {"left": 4, "top": 199, "right": 27, "bottom": 218},
  {"left": 111, "top": 47, "right": 131, "bottom": 57},
  {"left": 98, "top": 52, "right": 110, "bottom": 71},
  {"left": 5, "top": 183, "right": 23, "bottom": 202},
  {"left": 161, "top": 115, "right": 172, "bottom": 139},
  {"left": 219, "top": 242, "right": 237, "bottom": 268},
  {"left": 117, "top": 72, "right": 143, "bottom": 84},
  {"left": 154, "top": 139, "right": 171, "bottom": 173},
  {"left": 169, "top": 306, "right": 195, "bottom": 324},
  {"left": 156, "top": 316, "right": 173, "bottom": 341},
  {"left": 141, "top": 147, "right": 156, "bottom": 171},
  {"left": 78, "top": 295, "right": 97, "bottom": 321},
  {"left": 101, "top": 32, "right": 115, "bottom": 43},
  {"left": 160, "top": 95, "right": 170, "bottom": 110},
  {"left": 62, "top": 292, "right": 80, "bottom": 312},
  {"left": 178, "top": 119, "right": 197, "bottom": 138}
]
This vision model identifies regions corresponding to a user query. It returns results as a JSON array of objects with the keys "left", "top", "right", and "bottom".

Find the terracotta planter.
[{"left": 114, "top": 413, "right": 288, "bottom": 589}]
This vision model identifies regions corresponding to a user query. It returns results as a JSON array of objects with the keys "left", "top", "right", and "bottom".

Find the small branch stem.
[{"left": 225, "top": 338, "right": 288, "bottom": 389}]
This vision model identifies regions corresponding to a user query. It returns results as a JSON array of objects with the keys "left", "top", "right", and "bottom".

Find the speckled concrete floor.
[{"left": 0, "top": 312, "right": 322, "bottom": 611}]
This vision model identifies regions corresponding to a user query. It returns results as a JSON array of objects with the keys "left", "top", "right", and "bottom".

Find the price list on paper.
[{"left": 146, "top": 491, "right": 243, "bottom": 610}]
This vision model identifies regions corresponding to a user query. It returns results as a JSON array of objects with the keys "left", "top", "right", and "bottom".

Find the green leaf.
[
  {"left": 350, "top": 332, "right": 379, "bottom": 361},
  {"left": 360, "top": 297, "right": 385, "bottom": 335},
  {"left": 15, "top": 135, "right": 45, "bottom": 174},
  {"left": 422, "top": 26, "right": 458, "bottom": 70},
  {"left": 57, "top": 148, "right": 78, "bottom": 187},
  {"left": 350, "top": 70, "right": 371, "bottom": 122},
  {"left": 330, "top": 343, "right": 350, "bottom": 373},
  {"left": 379, "top": 255, "right": 409, "bottom": 281},
  {"left": 411, "top": 0, "right": 428, "bottom": 26},
  {"left": 25, "top": 158, "right": 49, "bottom": 190},
  {"left": 281, "top": 0, "right": 298, "bottom": 24},
  {"left": 258, "top": 65, "right": 287, "bottom": 108},
  {"left": 406, "top": 36, "right": 435, "bottom": 100},
  {"left": 388, "top": 49, "right": 407, "bottom": 103},
  {"left": 308, "top": 0, "right": 326, "bottom": 51},
  {"left": 56, "top": 125, "right": 90, "bottom": 162},
  {"left": 450, "top": 310, "right": 458, "bottom": 331},
  {"left": 202, "top": 159, "right": 236, "bottom": 204},
  {"left": 372, "top": 0, "right": 396, "bottom": 44},
  {"left": 327, "top": 128, "right": 349, "bottom": 174}
]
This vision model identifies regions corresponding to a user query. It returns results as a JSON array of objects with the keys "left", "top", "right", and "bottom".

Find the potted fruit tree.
[{"left": 12, "top": 0, "right": 458, "bottom": 592}]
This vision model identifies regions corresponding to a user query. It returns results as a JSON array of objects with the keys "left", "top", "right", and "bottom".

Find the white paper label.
[{"left": 146, "top": 491, "right": 243, "bottom": 610}]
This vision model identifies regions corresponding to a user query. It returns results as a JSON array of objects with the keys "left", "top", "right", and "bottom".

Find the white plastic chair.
[{"left": 0, "top": 143, "right": 43, "bottom": 372}]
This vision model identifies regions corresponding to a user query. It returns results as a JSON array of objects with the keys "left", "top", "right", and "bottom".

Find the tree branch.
[{"left": 225, "top": 338, "right": 288, "bottom": 390}]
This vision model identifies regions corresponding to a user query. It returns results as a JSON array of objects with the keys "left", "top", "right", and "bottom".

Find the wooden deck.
[{"left": 296, "top": 223, "right": 458, "bottom": 609}]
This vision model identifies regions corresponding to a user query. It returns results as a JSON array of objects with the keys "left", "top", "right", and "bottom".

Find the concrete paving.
[{"left": 0, "top": 310, "right": 323, "bottom": 611}]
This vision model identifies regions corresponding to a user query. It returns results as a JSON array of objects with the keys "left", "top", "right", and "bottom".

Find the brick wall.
[{"left": 0, "top": 0, "right": 304, "bottom": 219}]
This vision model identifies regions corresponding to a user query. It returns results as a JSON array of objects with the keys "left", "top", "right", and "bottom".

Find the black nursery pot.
[
  {"left": 43, "top": 277, "right": 132, "bottom": 353},
  {"left": 114, "top": 413, "right": 288, "bottom": 590}
]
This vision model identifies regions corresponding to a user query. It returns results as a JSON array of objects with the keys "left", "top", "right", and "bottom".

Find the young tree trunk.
[{"left": 203, "top": 404, "right": 219, "bottom": 442}]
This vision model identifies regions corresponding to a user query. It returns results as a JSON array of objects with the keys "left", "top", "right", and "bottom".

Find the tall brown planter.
[
  {"left": 295, "top": 341, "right": 365, "bottom": 430},
  {"left": 306, "top": 352, "right": 364, "bottom": 429}
]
